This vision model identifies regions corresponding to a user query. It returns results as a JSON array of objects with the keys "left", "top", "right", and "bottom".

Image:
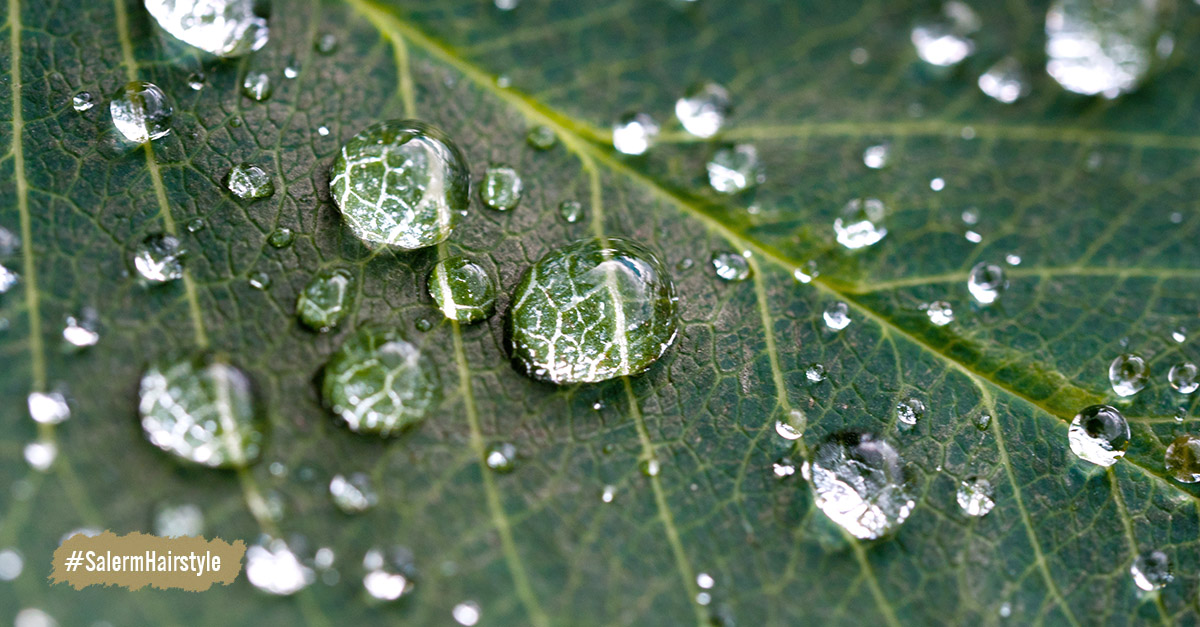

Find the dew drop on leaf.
[
  {"left": 62, "top": 307, "right": 100, "bottom": 349},
  {"left": 315, "top": 32, "right": 338, "bottom": 54},
  {"left": 1108, "top": 353, "right": 1148, "bottom": 397},
  {"left": 186, "top": 218, "right": 206, "bottom": 233},
  {"left": 896, "top": 398, "right": 925, "bottom": 426},
  {"left": 675, "top": 81, "right": 731, "bottom": 139},
  {"left": 225, "top": 163, "right": 274, "bottom": 200},
  {"left": 485, "top": 442, "right": 518, "bottom": 473},
  {"left": 248, "top": 271, "right": 271, "bottom": 290},
  {"left": 862, "top": 143, "right": 889, "bottom": 169},
  {"left": 241, "top": 72, "right": 273, "bottom": 101},
  {"left": 612, "top": 112, "right": 659, "bottom": 155},
  {"left": 187, "top": 72, "right": 206, "bottom": 91},
  {"left": 1168, "top": 362, "right": 1198, "bottom": 394},
  {"left": 639, "top": 458, "right": 661, "bottom": 477},
  {"left": 1067, "top": 404, "right": 1129, "bottom": 467},
  {"left": 246, "top": 538, "right": 313, "bottom": 596},
  {"left": 558, "top": 200, "right": 584, "bottom": 224},
  {"left": 707, "top": 144, "right": 764, "bottom": 194},
  {"left": 453, "top": 601, "right": 482, "bottom": 626},
  {"left": 1045, "top": 0, "right": 1163, "bottom": 98},
  {"left": 772, "top": 458, "right": 797, "bottom": 478},
  {"left": 806, "top": 363, "right": 826, "bottom": 383},
  {"left": 13, "top": 609, "right": 55, "bottom": 627},
  {"left": 132, "top": 233, "right": 185, "bottom": 284},
  {"left": 322, "top": 328, "right": 441, "bottom": 435},
  {"left": 414, "top": 317, "right": 434, "bottom": 332},
  {"left": 956, "top": 476, "right": 995, "bottom": 517},
  {"left": 27, "top": 391, "right": 69, "bottom": 424},
  {"left": 601, "top": 485, "right": 616, "bottom": 503},
  {"left": 793, "top": 260, "right": 819, "bottom": 284},
  {"left": 711, "top": 251, "right": 750, "bottom": 282},
  {"left": 110, "top": 81, "right": 172, "bottom": 143},
  {"left": 803, "top": 431, "right": 914, "bottom": 539},
  {"left": 363, "top": 546, "right": 416, "bottom": 602},
  {"left": 428, "top": 257, "right": 497, "bottom": 324},
  {"left": 834, "top": 198, "right": 887, "bottom": 250},
  {"left": 1130, "top": 550, "right": 1172, "bottom": 591},
  {"left": 267, "top": 228, "right": 294, "bottom": 249},
  {"left": 967, "top": 262, "right": 1006, "bottom": 305},
  {"left": 910, "top": 1, "right": 979, "bottom": 67},
  {"left": 23, "top": 440, "right": 57, "bottom": 472},
  {"left": 329, "top": 473, "right": 378, "bottom": 513},
  {"left": 284, "top": 66, "right": 298, "bottom": 79},
  {"left": 71, "top": 91, "right": 93, "bottom": 112},
  {"left": 0, "top": 548, "right": 24, "bottom": 581},
  {"left": 974, "top": 413, "right": 992, "bottom": 431},
  {"left": 154, "top": 503, "right": 205, "bottom": 538},
  {"left": 330, "top": 120, "right": 470, "bottom": 249},
  {"left": 507, "top": 237, "right": 678, "bottom": 384},
  {"left": 978, "top": 56, "right": 1030, "bottom": 104},
  {"left": 526, "top": 125, "right": 557, "bottom": 150},
  {"left": 144, "top": 0, "right": 268, "bottom": 57},
  {"left": 775, "top": 408, "right": 806, "bottom": 440},
  {"left": 823, "top": 301, "right": 852, "bottom": 331},
  {"left": 481, "top": 165, "right": 523, "bottom": 211},
  {"left": 921, "top": 301, "right": 954, "bottom": 326},
  {"left": 296, "top": 268, "right": 355, "bottom": 332},
  {"left": 1164, "top": 435, "right": 1200, "bottom": 483}
]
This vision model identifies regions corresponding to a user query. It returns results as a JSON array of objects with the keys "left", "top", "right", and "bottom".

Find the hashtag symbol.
[{"left": 63, "top": 550, "right": 84, "bottom": 572}]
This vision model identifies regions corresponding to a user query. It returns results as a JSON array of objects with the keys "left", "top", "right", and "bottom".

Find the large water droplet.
[
  {"left": 508, "top": 237, "right": 678, "bottom": 384},
  {"left": 1164, "top": 435, "right": 1200, "bottom": 483},
  {"left": 241, "top": 71, "right": 273, "bottom": 101},
  {"left": 330, "top": 120, "right": 470, "bottom": 249},
  {"left": 711, "top": 251, "right": 751, "bottom": 282},
  {"left": 1108, "top": 353, "right": 1148, "bottom": 397},
  {"left": 1168, "top": 362, "right": 1198, "bottom": 394},
  {"left": 834, "top": 198, "right": 887, "bottom": 249},
  {"left": 72, "top": 92, "right": 94, "bottom": 112},
  {"left": 922, "top": 301, "right": 955, "bottom": 326},
  {"left": 675, "top": 81, "right": 731, "bottom": 138},
  {"left": 1130, "top": 550, "right": 1172, "bottom": 591},
  {"left": 110, "top": 81, "right": 172, "bottom": 143},
  {"left": 967, "top": 262, "right": 1005, "bottom": 305},
  {"left": 296, "top": 268, "right": 356, "bottom": 333},
  {"left": 612, "top": 112, "right": 659, "bottom": 155},
  {"left": 911, "top": 1, "right": 980, "bottom": 67},
  {"left": 362, "top": 546, "right": 416, "bottom": 602},
  {"left": 322, "top": 328, "right": 441, "bottom": 435},
  {"left": 154, "top": 503, "right": 205, "bottom": 538},
  {"left": 428, "top": 257, "right": 497, "bottom": 324},
  {"left": 485, "top": 442, "right": 518, "bottom": 473},
  {"left": 225, "top": 163, "right": 274, "bottom": 199},
  {"left": 246, "top": 538, "right": 313, "bottom": 596},
  {"left": 132, "top": 234, "right": 185, "bottom": 284},
  {"left": 1068, "top": 404, "right": 1129, "bottom": 466},
  {"left": 803, "top": 432, "right": 914, "bottom": 539},
  {"left": 481, "top": 165, "right": 523, "bottom": 211},
  {"left": 329, "top": 473, "right": 378, "bottom": 513},
  {"left": 707, "top": 144, "right": 764, "bottom": 194},
  {"left": 1045, "top": 0, "right": 1163, "bottom": 98},
  {"left": 978, "top": 56, "right": 1030, "bottom": 104},
  {"left": 139, "top": 353, "right": 264, "bottom": 468},
  {"left": 956, "top": 476, "right": 995, "bottom": 517},
  {"left": 144, "top": 0, "right": 268, "bottom": 57},
  {"left": 27, "top": 391, "right": 69, "bottom": 424}
]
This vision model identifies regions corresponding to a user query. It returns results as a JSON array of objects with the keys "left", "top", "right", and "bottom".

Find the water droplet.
[
  {"left": 187, "top": 72, "right": 206, "bottom": 90},
  {"left": 834, "top": 198, "right": 887, "bottom": 249},
  {"left": 0, "top": 226, "right": 19, "bottom": 256},
  {"left": 267, "top": 228, "right": 294, "bottom": 249},
  {"left": 23, "top": 440, "right": 56, "bottom": 472},
  {"left": 1045, "top": 0, "right": 1162, "bottom": 98},
  {"left": 850, "top": 47, "right": 870, "bottom": 64},
  {"left": 911, "top": 1, "right": 979, "bottom": 67},
  {"left": 429, "top": 257, "right": 497, "bottom": 324},
  {"left": 453, "top": 601, "right": 482, "bottom": 626},
  {"left": 508, "top": 237, "right": 678, "bottom": 384},
  {"left": 967, "top": 262, "right": 1005, "bottom": 305},
  {"left": 775, "top": 409, "right": 806, "bottom": 440},
  {"left": 284, "top": 66, "right": 298, "bottom": 79},
  {"left": 154, "top": 503, "right": 204, "bottom": 538},
  {"left": 241, "top": 72, "right": 273, "bottom": 101},
  {"left": 823, "top": 301, "right": 852, "bottom": 331},
  {"left": 225, "top": 163, "right": 274, "bottom": 199},
  {"left": 317, "top": 125, "right": 330, "bottom": 136},
  {"left": 612, "top": 112, "right": 659, "bottom": 155},
  {"left": 60, "top": 307, "right": 100, "bottom": 350},
  {"left": 804, "top": 432, "right": 914, "bottom": 539},
  {"left": 711, "top": 251, "right": 751, "bottom": 282},
  {"left": 793, "top": 260, "right": 819, "bottom": 284},
  {"left": 896, "top": 398, "right": 925, "bottom": 426},
  {"left": 414, "top": 317, "right": 434, "bottom": 332},
  {"left": 601, "top": 485, "right": 616, "bottom": 503},
  {"left": 363, "top": 546, "right": 415, "bottom": 601},
  {"left": 246, "top": 538, "right": 313, "bottom": 596},
  {"left": 862, "top": 143, "right": 889, "bottom": 169},
  {"left": 186, "top": 218, "right": 206, "bottom": 233},
  {"left": 1172, "top": 327, "right": 1187, "bottom": 343},
  {"left": 248, "top": 272, "right": 271, "bottom": 290},
  {"left": 110, "top": 81, "right": 173, "bottom": 143},
  {"left": 1108, "top": 353, "right": 1148, "bottom": 397},
  {"left": 1164, "top": 435, "right": 1200, "bottom": 483},
  {"left": 773, "top": 458, "right": 797, "bottom": 478},
  {"left": 526, "top": 125, "right": 557, "bottom": 150},
  {"left": 144, "top": 0, "right": 267, "bottom": 57},
  {"left": 675, "top": 81, "right": 731, "bottom": 138},
  {"left": 329, "top": 473, "right": 378, "bottom": 513},
  {"left": 72, "top": 91, "right": 94, "bottom": 112},
  {"left": 929, "top": 177, "right": 945, "bottom": 191},
  {"left": 27, "top": 391, "right": 69, "bottom": 424},
  {"left": 14, "top": 609, "right": 56, "bottom": 627},
  {"left": 707, "top": 144, "right": 764, "bottom": 194},
  {"left": 697, "top": 572, "right": 715, "bottom": 589},
  {"left": 956, "top": 476, "right": 995, "bottom": 516},
  {"left": 1005, "top": 253, "right": 1022, "bottom": 266},
  {"left": 139, "top": 353, "right": 264, "bottom": 468},
  {"left": 1168, "top": 362, "right": 1198, "bottom": 394},
  {"left": 974, "top": 413, "right": 992, "bottom": 431},
  {"left": 495, "top": 0, "right": 518, "bottom": 10},
  {"left": 132, "top": 234, "right": 185, "bottom": 284},
  {"left": 922, "top": 301, "right": 954, "bottom": 326},
  {"left": 640, "top": 458, "right": 661, "bottom": 477},
  {"left": 0, "top": 548, "right": 24, "bottom": 581},
  {"left": 315, "top": 33, "right": 338, "bottom": 54},
  {"left": 559, "top": 200, "right": 584, "bottom": 223},
  {"left": 964, "top": 230, "right": 982, "bottom": 244},
  {"left": 1068, "top": 404, "right": 1129, "bottom": 466},
  {"left": 323, "top": 328, "right": 441, "bottom": 435},
  {"left": 0, "top": 264, "right": 16, "bottom": 294},
  {"left": 485, "top": 442, "right": 518, "bottom": 473},
  {"left": 978, "top": 56, "right": 1030, "bottom": 103},
  {"left": 481, "top": 165, "right": 523, "bottom": 211},
  {"left": 1130, "top": 550, "right": 1172, "bottom": 591},
  {"left": 297, "top": 268, "right": 356, "bottom": 332},
  {"left": 330, "top": 120, "right": 470, "bottom": 249},
  {"left": 806, "top": 363, "right": 826, "bottom": 383}
]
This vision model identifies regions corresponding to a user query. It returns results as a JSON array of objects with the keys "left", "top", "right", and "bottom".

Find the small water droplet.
[
  {"left": 1164, "top": 435, "right": 1200, "bottom": 483},
  {"left": 850, "top": 47, "right": 870, "bottom": 64},
  {"left": 246, "top": 538, "right": 314, "bottom": 596},
  {"left": 187, "top": 72, "right": 206, "bottom": 90},
  {"left": 640, "top": 458, "right": 661, "bottom": 477},
  {"left": 1005, "top": 253, "right": 1022, "bottom": 266},
  {"left": 559, "top": 200, "right": 584, "bottom": 223},
  {"left": 1045, "top": 0, "right": 1162, "bottom": 98},
  {"left": 62, "top": 307, "right": 100, "bottom": 349},
  {"left": 823, "top": 301, "right": 852, "bottom": 331},
  {"left": 297, "top": 268, "right": 355, "bottom": 332},
  {"left": 526, "top": 125, "right": 557, "bottom": 150},
  {"left": 929, "top": 177, "right": 945, "bottom": 191},
  {"left": 323, "top": 328, "right": 441, "bottom": 435},
  {"left": 0, "top": 548, "right": 24, "bottom": 581},
  {"left": 362, "top": 546, "right": 415, "bottom": 601},
  {"left": 14, "top": 608, "right": 56, "bottom": 627},
  {"left": 675, "top": 81, "right": 731, "bottom": 138},
  {"left": 72, "top": 91, "right": 94, "bottom": 112},
  {"left": 329, "top": 473, "right": 378, "bottom": 513},
  {"left": 862, "top": 143, "right": 889, "bottom": 169},
  {"left": 806, "top": 363, "right": 826, "bottom": 383},
  {"left": 485, "top": 442, "right": 518, "bottom": 473},
  {"left": 248, "top": 272, "right": 271, "bottom": 290},
  {"left": 978, "top": 56, "right": 1030, "bottom": 103},
  {"left": 144, "top": 0, "right": 268, "bottom": 57},
  {"left": 805, "top": 432, "right": 914, "bottom": 539},
  {"left": 154, "top": 503, "right": 205, "bottom": 538},
  {"left": 1168, "top": 362, "right": 1198, "bottom": 394},
  {"left": 676, "top": 258, "right": 695, "bottom": 272},
  {"left": 1130, "top": 550, "right": 1173, "bottom": 591},
  {"left": 1172, "top": 327, "right": 1187, "bottom": 343},
  {"left": 225, "top": 163, "right": 274, "bottom": 200},
  {"left": 911, "top": 1, "right": 979, "bottom": 67},
  {"left": 834, "top": 198, "right": 887, "bottom": 249},
  {"left": 612, "top": 112, "right": 659, "bottom": 155},
  {"left": 921, "top": 301, "right": 954, "bottom": 326},
  {"left": 775, "top": 409, "right": 806, "bottom": 440},
  {"left": 967, "top": 262, "right": 1005, "bottom": 305},
  {"left": 481, "top": 165, "right": 523, "bottom": 211},
  {"left": 1068, "top": 404, "right": 1129, "bottom": 466},
  {"left": 793, "top": 260, "right": 819, "bottom": 284},
  {"left": 707, "top": 144, "right": 764, "bottom": 194},
  {"left": 27, "top": 391, "right": 69, "bottom": 425},
  {"left": 711, "top": 251, "right": 751, "bottom": 281},
  {"left": 429, "top": 257, "right": 497, "bottom": 324},
  {"left": 964, "top": 230, "right": 983, "bottom": 244},
  {"left": 241, "top": 72, "right": 273, "bottom": 101},
  {"left": 315, "top": 33, "right": 338, "bottom": 54},
  {"left": 601, "top": 485, "right": 616, "bottom": 503},
  {"left": 956, "top": 476, "right": 995, "bottom": 516},
  {"left": 267, "top": 228, "right": 294, "bottom": 249},
  {"left": 1108, "top": 353, "right": 1148, "bottom": 397},
  {"left": 415, "top": 317, "right": 434, "bottom": 332},
  {"left": 110, "top": 81, "right": 173, "bottom": 143},
  {"left": 317, "top": 125, "right": 330, "bottom": 136},
  {"left": 23, "top": 440, "right": 57, "bottom": 472},
  {"left": 284, "top": 66, "right": 298, "bottom": 79},
  {"left": 132, "top": 234, "right": 185, "bottom": 284},
  {"left": 974, "top": 413, "right": 992, "bottom": 431},
  {"left": 772, "top": 458, "right": 797, "bottom": 478},
  {"left": 896, "top": 398, "right": 925, "bottom": 426},
  {"left": 453, "top": 601, "right": 482, "bottom": 626},
  {"left": 696, "top": 572, "right": 715, "bottom": 589}
]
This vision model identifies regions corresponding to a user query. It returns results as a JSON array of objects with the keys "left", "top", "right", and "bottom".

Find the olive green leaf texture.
[{"left": 3, "top": 0, "right": 1200, "bottom": 625}]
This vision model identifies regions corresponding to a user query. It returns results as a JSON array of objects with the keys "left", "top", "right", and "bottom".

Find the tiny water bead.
[
  {"left": 363, "top": 547, "right": 416, "bottom": 602},
  {"left": 601, "top": 485, "right": 617, "bottom": 503},
  {"left": 63, "top": 308, "right": 101, "bottom": 348},
  {"left": 967, "top": 262, "right": 1005, "bottom": 305},
  {"left": 428, "top": 257, "right": 497, "bottom": 324},
  {"left": 330, "top": 120, "right": 470, "bottom": 250},
  {"left": 639, "top": 458, "right": 661, "bottom": 477},
  {"left": 0, "top": 264, "right": 19, "bottom": 293},
  {"left": 322, "top": 328, "right": 441, "bottom": 435},
  {"left": 1108, "top": 353, "right": 1148, "bottom": 397},
  {"left": 978, "top": 57, "right": 1030, "bottom": 104},
  {"left": 675, "top": 81, "right": 731, "bottom": 138},
  {"left": 922, "top": 301, "right": 954, "bottom": 326},
  {"left": 910, "top": 1, "right": 979, "bottom": 67},
  {"left": 806, "top": 363, "right": 826, "bottom": 383},
  {"left": 225, "top": 163, "right": 274, "bottom": 199},
  {"left": 315, "top": 33, "right": 338, "bottom": 54},
  {"left": 414, "top": 317, "right": 434, "bottom": 332},
  {"left": 1067, "top": 404, "right": 1129, "bottom": 467},
  {"left": 246, "top": 538, "right": 314, "bottom": 596},
  {"left": 267, "top": 228, "right": 295, "bottom": 249},
  {"left": 72, "top": 91, "right": 94, "bottom": 112},
  {"left": 612, "top": 112, "right": 659, "bottom": 155},
  {"left": 144, "top": 0, "right": 268, "bottom": 58},
  {"left": 1164, "top": 435, "right": 1200, "bottom": 483},
  {"left": 834, "top": 198, "right": 887, "bottom": 250},
  {"left": 481, "top": 165, "right": 523, "bottom": 211},
  {"left": 862, "top": 143, "right": 889, "bottom": 169},
  {"left": 485, "top": 442, "right": 518, "bottom": 473},
  {"left": 1130, "top": 550, "right": 1173, "bottom": 592},
  {"left": 803, "top": 431, "right": 914, "bottom": 540},
  {"left": 1045, "top": 0, "right": 1162, "bottom": 98},
  {"left": 822, "top": 301, "right": 851, "bottom": 331},
  {"left": 110, "top": 81, "right": 173, "bottom": 143},
  {"left": 707, "top": 144, "right": 764, "bottom": 194},
  {"left": 132, "top": 234, "right": 185, "bottom": 284},
  {"left": 711, "top": 251, "right": 751, "bottom": 282},
  {"left": 559, "top": 200, "right": 584, "bottom": 224},
  {"left": 895, "top": 398, "right": 925, "bottom": 426},
  {"left": 24, "top": 440, "right": 57, "bottom": 472},
  {"left": 956, "top": 476, "right": 995, "bottom": 517},
  {"left": 284, "top": 66, "right": 298, "bottom": 79},
  {"left": 27, "top": 392, "right": 70, "bottom": 425},
  {"left": 453, "top": 601, "right": 482, "bottom": 626},
  {"left": 296, "top": 268, "right": 356, "bottom": 332},
  {"left": 526, "top": 125, "right": 557, "bottom": 150},
  {"left": 508, "top": 237, "right": 678, "bottom": 384},
  {"left": 329, "top": 473, "right": 378, "bottom": 513},
  {"left": 775, "top": 409, "right": 806, "bottom": 440},
  {"left": 248, "top": 272, "right": 271, "bottom": 290},
  {"left": 138, "top": 353, "right": 265, "bottom": 468},
  {"left": 241, "top": 71, "right": 273, "bottom": 101},
  {"left": 1168, "top": 362, "right": 1199, "bottom": 394},
  {"left": 187, "top": 72, "right": 206, "bottom": 90}
]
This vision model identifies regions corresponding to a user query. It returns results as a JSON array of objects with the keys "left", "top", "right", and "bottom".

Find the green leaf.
[{"left": 3, "top": 0, "right": 1200, "bottom": 624}]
